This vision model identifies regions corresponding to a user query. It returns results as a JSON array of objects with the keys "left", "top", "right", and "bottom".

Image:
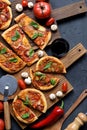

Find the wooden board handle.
[
  {"left": 4, "top": 101, "right": 11, "bottom": 130},
  {"left": 61, "top": 43, "right": 87, "bottom": 69},
  {"left": 52, "top": 1, "right": 87, "bottom": 21}
]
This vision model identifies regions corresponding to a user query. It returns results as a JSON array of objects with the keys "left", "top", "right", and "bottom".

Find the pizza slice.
[
  {"left": 14, "top": 13, "right": 51, "bottom": 50},
  {"left": 0, "top": 0, "right": 12, "bottom": 30},
  {"left": 36, "top": 56, "right": 66, "bottom": 73},
  {"left": 0, "top": 42, "right": 26, "bottom": 73},
  {"left": 29, "top": 69, "right": 60, "bottom": 91},
  {"left": 2, "top": 24, "right": 39, "bottom": 66},
  {"left": 18, "top": 88, "right": 47, "bottom": 113},
  {"left": 12, "top": 96, "right": 38, "bottom": 124}
]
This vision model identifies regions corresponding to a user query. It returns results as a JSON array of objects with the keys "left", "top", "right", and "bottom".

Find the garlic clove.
[
  {"left": 49, "top": 93, "right": 56, "bottom": 100},
  {"left": 24, "top": 77, "right": 32, "bottom": 85},
  {"left": 28, "top": 2, "right": 34, "bottom": 9},
  {"left": 15, "top": 4, "right": 23, "bottom": 12},
  {"left": 21, "top": 72, "right": 29, "bottom": 78}
]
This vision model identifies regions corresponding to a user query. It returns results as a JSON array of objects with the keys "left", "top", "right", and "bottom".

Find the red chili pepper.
[{"left": 30, "top": 101, "right": 64, "bottom": 129}]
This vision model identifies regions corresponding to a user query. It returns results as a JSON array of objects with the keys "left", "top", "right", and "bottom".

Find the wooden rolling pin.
[{"left": 65, "top": 112, "right": 87, "bottom": 130}]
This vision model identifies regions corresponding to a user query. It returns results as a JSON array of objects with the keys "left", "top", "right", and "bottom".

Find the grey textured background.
[{"left": 1, "top": 0, "right": 87, "bottom": 130}]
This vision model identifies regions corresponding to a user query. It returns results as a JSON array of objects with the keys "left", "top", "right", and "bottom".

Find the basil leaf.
[
  {"left": 0, "top": 48, "right": 7, "bottom": 54},
  {"left": 44, "top": 62, "right": 52, "bottom": 70},
  {"left": 29, "top": 48, "right": 34, "bottom": 57},
  {"left": 31, "top": 32, "right": 43, "bottom": 40},
  {"left": 11, "top": 31, "right": 20, "bottom": 41},
  {"left": 35, "top": 72, "right": 44, "bottom": 76},
  {"left": 9, "top": 58, "right": 18, "bottom": 63},
  {"left": 30, "top": 21, "right": 39, "bottom": 29},
  {"left": 35, "top": 72, "right": 46, "bottom": 80},
  {"left": 31, "top": 33, "right": 38, "bottom": 40},
  {"left": 21, "top": 113, "right": 30, "bottom": 119},
  {"left": 23, "top": 96, "right": 30, "bottom": 105},
  {"left": 50, "top": 79, "right": 56, "bottom": 85},
  {"left": 38, "top": 33, "right": 43, "bottom": 37}
]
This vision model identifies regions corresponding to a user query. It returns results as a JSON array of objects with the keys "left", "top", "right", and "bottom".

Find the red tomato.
[
  {"left": 18, "top": 79, "right": 26, "bottom": 89},
  {"left": 46, "top": 17, "right": 55, "bottom": 26},
  {"left": 0, "top": 102, "right": 4, "bottom": 113},
  {"left": 22, "top": 0, "right": 28, "bottom": 7},
  {"left": 33, "top": 2, "right": 51, "bottom": 19},
  {"left": 62, "top": 82, "right": 68, "bottom": 93},
  {"left": 0, "top": 119, "right": 5, "bottom": 130}
]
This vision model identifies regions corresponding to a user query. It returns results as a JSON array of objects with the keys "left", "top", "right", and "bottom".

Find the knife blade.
[{"left": 4, "top": 86, "right": 11, "bottom": 130}]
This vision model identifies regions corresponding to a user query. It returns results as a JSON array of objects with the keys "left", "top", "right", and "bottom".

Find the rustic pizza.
[
  {"left": 0, "top": 0, "right": 12, "bottom": 30},
  {"left": 0, "top": 42, "right": 26, "bottom": 73},
  {"left": 2, "top": 24, "right": 39, "bottom": 66},
  {"left": 12, "top": 88, "right": 47, "bottom": 124},
  {"left": 14, "top": 13, "right": 51, "bottom": 50},
  {"left": 36, "top": 56, "right": 66, "bottom": 73},
  {"left": 17, "top": 88, "right": 47, "bottom": 113},
  {"left": 29, "top": 69, "right": 60, "bottom": 91},
  {"left": 12, "top": 96, "right": 38, "bottom": 124}
]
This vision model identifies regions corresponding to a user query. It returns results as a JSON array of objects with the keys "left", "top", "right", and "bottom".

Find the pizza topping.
[
  {"left": 0, "top": 2, "right": 7, "bottom": 10},
  {"left": 0, "top": 48, "right": 7, "bottom": 54},
  {"left": 31, "top": 32, "right": 43, "bottom": 40},
  {"left": 50, "top": 79, "right": 56, "bottom": 85},
  {"left": 30, "top": 21, "right": 39, "bottom": 29},
  {"left": 11, "top": 31, "right": 20, "bottom": 41},
  {"left": 21, "top": 112, "right": 30, "bottom": 119},
  {"left": 43, "top": 61, "right": 52, "bottom": 70},
  {"left": 23, "top": 95, "right": 31, "bottom": 105},
  {"left": 9, "top": 57, "right": 18, "bottom": 63}
]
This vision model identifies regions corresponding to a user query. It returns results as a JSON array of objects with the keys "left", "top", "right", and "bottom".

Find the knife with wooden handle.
[{"left": 4, "top": 86, "right": 11, "bottom": 130}]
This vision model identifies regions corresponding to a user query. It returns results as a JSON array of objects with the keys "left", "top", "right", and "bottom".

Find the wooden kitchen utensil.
[
  {"left": 45, "top": 89, "right": 87, "bottom": 130},
  {"left": 65, "top": 112, "right": 87, "bottom": 130}
]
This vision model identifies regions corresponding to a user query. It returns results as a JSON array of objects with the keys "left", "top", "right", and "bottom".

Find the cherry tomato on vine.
[
  {"left": 18, "top": 79, "right": 27, "bottom": 89},
  {"left": 0, "top": 119, "right": 5, "bottom": 130},
  {"left": 46, "top": 17, "right": 55, "bottom": 26},
  {"left": 62, "top": 82, "right": 68, "bottom": 93},
  {"left": 0, "top": 102, "right": 4, "bottom": 113},
  {"left": 22, "top": 0, "right": 28, "bottom": 7}
]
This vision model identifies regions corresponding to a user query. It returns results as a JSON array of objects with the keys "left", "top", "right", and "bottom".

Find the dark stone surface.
[{"left": 3, "top": 0, "right": 87, "bottom": 130}]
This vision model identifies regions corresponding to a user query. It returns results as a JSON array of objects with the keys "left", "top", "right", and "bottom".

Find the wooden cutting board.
[
  {"left": 9, "top": 43, "right": 87, "bottom": 129},
  {"left": 0, "top": 0, "right": 87, "bottom": 129}
]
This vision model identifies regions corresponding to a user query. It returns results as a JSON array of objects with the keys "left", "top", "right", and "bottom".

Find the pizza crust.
[{"left": 1, "top": 0, "right": 11, "bottom": 5}]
